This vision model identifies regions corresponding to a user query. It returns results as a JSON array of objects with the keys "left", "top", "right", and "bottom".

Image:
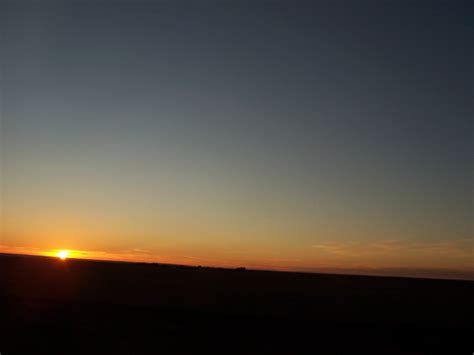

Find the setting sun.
[{"left": 56, "top": 250, "right": 70, "bottom": 260}]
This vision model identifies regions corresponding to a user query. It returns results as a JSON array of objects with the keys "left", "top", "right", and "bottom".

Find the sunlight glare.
[{"left": 56, "top": 250, "right": 70, "bottom": 260}]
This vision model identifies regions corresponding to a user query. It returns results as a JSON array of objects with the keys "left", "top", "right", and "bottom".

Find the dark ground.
[{"left": 0, "top": 253, "right": 472, "bottom": 354}]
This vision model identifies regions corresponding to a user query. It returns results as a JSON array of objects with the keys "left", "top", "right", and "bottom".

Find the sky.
[{"left": 1, "top": 0, "right": 472, "bottom": 279}]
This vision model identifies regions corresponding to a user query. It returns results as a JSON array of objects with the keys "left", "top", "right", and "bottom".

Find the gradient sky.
[{"left": 1, "top": 0, "right": 472, "bottom": 279}]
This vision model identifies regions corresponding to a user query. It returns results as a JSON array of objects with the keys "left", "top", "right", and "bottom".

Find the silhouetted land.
[{"left": 0, "top": 253, "right": 472, "bottom": 354}]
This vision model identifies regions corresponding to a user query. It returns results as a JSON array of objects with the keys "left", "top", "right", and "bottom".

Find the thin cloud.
[{"left": 311, "top": 239, "right": 473, "bottom": 260}]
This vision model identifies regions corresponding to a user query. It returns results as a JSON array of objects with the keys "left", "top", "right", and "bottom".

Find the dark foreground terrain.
[{"left": 0, "top": 253, "right": 472, "bottom": 354}]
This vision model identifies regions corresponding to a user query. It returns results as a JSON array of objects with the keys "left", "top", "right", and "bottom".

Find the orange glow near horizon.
[{"left": 0, "top": 244, "right": 473, "bottom": 280}]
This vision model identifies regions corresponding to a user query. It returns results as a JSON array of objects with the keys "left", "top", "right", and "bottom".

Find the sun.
[{"left": 56, "top": 250, "right": 70, "bottom": 260}]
